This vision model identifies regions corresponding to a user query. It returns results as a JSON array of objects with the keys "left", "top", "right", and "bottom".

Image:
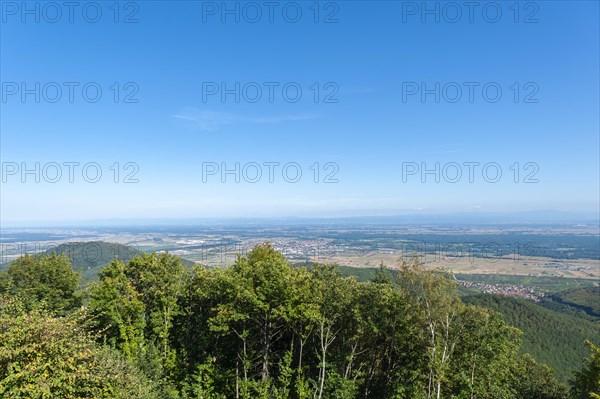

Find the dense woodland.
[
  {"left": 463, "top": 294, "right": 600, "bottom": 382},
  {"left": 0, "top": 243, "right": 598, "bottom": 398}
]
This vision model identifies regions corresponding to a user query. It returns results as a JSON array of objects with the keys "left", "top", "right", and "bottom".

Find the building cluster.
[{"left": 457, "top": 280, "right": 543, "bottom": 302}]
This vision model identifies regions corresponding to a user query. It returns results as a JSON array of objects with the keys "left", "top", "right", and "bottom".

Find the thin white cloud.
[
  {"left": 173, "top": 108, "right": 318, "bottom": 131},
  {"left": 173, "top": 110, "right": 236, "bottom": 131},
  {"left": 247, "top": 115, "right": 317, "bottom": 124}
]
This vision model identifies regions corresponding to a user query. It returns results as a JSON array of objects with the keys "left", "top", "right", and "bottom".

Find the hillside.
[
  {"left": 463, "top": 293, "right": 600, "bottom": 383},
  {"left": 546, "top": 287, "right": 600, "bottom": 319},
  {"left": 35, "top": 241, "right": 195, "bottom": 282},
  {"left": 38, "top": 242, "right": 145, "bottom": 282}
]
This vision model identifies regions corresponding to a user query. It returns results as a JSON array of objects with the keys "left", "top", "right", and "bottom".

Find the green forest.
[
  {"left": 0, "top": 243, "right": 598, "bottom": 399},
  {"left": 462, "top": 294, "right": 600, "bottom": 382}
]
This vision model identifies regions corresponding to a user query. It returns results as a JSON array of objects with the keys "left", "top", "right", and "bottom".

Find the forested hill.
[
  {"left": 463, "top": 293, "right": 600, "bottom": 382},
  {"left": 546, "top": 287, "right": 600, "bottom": 319},
  {"left": 40, "top": 241, "right": 144, "bottom": 281},
  {"left": 6, "top": 241, "right": 196, "bottom": 282}
]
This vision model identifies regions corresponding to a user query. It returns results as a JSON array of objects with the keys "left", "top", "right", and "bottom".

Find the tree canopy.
[{"left": 1, "top": 243, "right": 597, "bottom": 399}]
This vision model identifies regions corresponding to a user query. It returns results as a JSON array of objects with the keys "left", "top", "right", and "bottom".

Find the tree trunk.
[
  {"left": 344, "top": 342, "right": 358, "bottom": 379},
  {"left": 163, "top": 305, "right": 170, "bottom": 362},
  {"left": 470, "top": 362, "right": 476, "bottom": 399},
  {"left": 236, "top": 361, "right": 240, "bottom": 399},
  {"left": 317, "top": 321, "right": 328, "bottom": 399},
  {"left": 298, "top": 338, "right": 304, "bottom": 371},
  {"left": 261, "top": 312, "right": 271, "bottom": 382}
]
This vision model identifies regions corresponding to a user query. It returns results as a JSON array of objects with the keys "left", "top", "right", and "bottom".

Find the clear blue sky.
[{"left": 1, "top": 1, "right": 599, "bottom": 224}]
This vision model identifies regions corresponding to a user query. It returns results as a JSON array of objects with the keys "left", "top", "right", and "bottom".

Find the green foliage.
[
  {"left": 570, "top": 341, "right": 600, "bottom": 399},
  {"left": 0, "top": 295, "right": 159, "bottom": 399},
  {"left": 173, "top": 244, "right": 534, "bottom": 398},
  {"left": 514, "top": 354, "right": 569, "bottom": 399},
  {"left": 87, "top": 259, "right": 146, "bottom": 359},
  {"left": 0, "top": 253, "right": 81, "bottom": 314},
  {"left": 547, "top": 287, "right": 600, "bottom": 320},
  {"left": 372, "top": 262, "right": 393, "bottom": 285},
  {"left": 180, "top": 358, "right": 227, "bottom": 399},
  {"left": 126, "top": 252, "right": 186, "bottom": 370},
  {"left": 87, "top": 252, "right": 186, "bottom": 394},
  {"left": 2, "top": 243, "right": 587, "bottom": 398},
  {"left": 463, "top": 294, "right": 600, "bottom": 382}
]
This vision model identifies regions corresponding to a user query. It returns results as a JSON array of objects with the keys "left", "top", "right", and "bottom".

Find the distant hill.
[
  {"left": 28, "top": 241, "right": 195, "bottom": 283},
  {"left": 38, "top": 242, "right": 145, "bottom": 282},
  {"left": 544, "top": 286, "right": 600, "bottom": 319},
  {"left": 463, "top": 293, "right": 600, "bottom": 383}
]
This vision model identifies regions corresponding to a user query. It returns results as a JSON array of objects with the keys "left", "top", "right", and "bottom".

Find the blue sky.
[{"left": 1, "top": 1, "right": 599, "bottom": 224}]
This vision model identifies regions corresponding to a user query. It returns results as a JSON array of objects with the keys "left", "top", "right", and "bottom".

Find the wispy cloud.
[{"left": 173, "top": 108, "right": 318, "bottom": 131}]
